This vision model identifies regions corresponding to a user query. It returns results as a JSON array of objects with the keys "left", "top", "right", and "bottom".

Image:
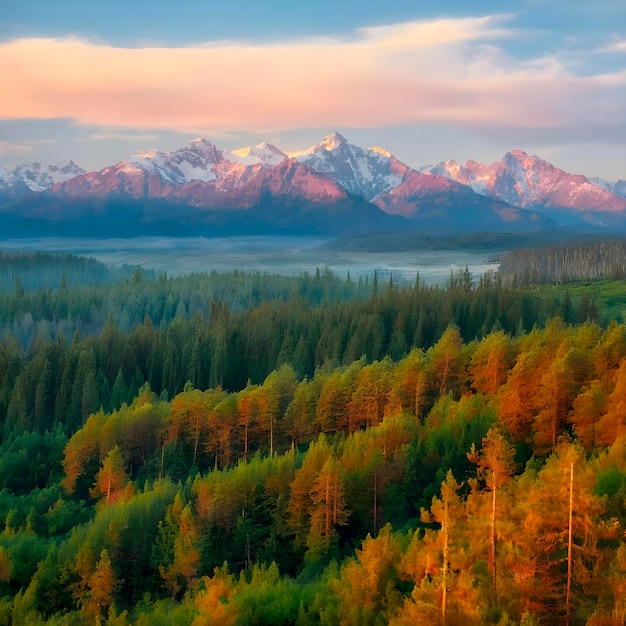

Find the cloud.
[
  {"left": 0, "top": 16, "right": 624, "bottom": 143},
  {"left": 0, "top": 140, "right": 32, "bottom": 156},
  {"left": 599, "top": 38, "right": 626, "bottom": 53},
  {"left": 77, "top": 131, "right": 160, "bottom": 142}
]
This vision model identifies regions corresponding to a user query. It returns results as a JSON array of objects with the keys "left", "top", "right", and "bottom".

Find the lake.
[{"left": 0, "top": 236, "right": 500, "bottom": 286}]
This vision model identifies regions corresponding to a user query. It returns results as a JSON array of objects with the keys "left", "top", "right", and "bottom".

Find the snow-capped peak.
[
  {"left": 116, "top": 139, "right": 223, "bottom": 184},
  {"left": 506, "top": 149, "right": 530, "bottom": 160},
  {"left": 0, "top": 166, "right": 31, "bottom": 197},
  {"left": 0, "top": 166, "right": 18, "bottom": 184},
  {"left": 13, "top": 160, "right": 87, "bottom": 191},
  {"left": 293, "top": 133, "right": 408, "bottom": 201},
  {"left": 229, "top": 143, "right": 287, "bottom": 166},
  {"left": 369, "top": 146, "right": 391, "bottom": 158},
  {"left": 185, "top": 138, "right": 222, "bottom": 162},
  {"left": 319, "top": 132, "right": 348, "bottom": 152}
]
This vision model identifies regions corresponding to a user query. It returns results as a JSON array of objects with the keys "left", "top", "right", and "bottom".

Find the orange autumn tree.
[
  {"left": 283, "top": 376, "right": 323, "bottom": 448},
  {"left": 427, "top": 325, "right": 466, "bottom": 399},
  {"left": 287, "top": 434, "right": 333, "bottom": 550},
  {"left": 159, "top": 494, "right": 201, "bottom": 599},
  {"left": 532, "top": 344, "right": 591, "bottom": 455},
  {"left": 467, "top": 427, "right": 516, "bottom": 607},
  {"left": 347, "top": 358, "right": 392, "bottom": 432},
  {"left": 469, "top": 330, "right": 516, "bottom": 396},
  {"left": 81, "top": 549, "right": 116, "bottom": 623},
  {"left": 390, "top": 348, "right": 429, "bottom": 417},
  {"left": 511, "top": 441, "right": 605, "bottom": 622},
  {"left": 306, "top": 456, "right": 348, "bottom": 562},
  {"left": 333, "top": 525, "right": 405, "bottom": 625},
  {"left": 595, "top": 360, "right": 626, "bottom": 446},
  {"left": 90, "top": 445, "right": 131, "bottom": 507},
  {"left": 405, "top": 469, "right": 481, "bottom": 626}
]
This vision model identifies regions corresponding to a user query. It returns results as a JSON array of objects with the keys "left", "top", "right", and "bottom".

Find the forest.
[
  {"left": 0, "top": 250, "right": 624, "bottom": 625},
  {"left": 499, "top": 240, "right": 626, "bottom": 285}
]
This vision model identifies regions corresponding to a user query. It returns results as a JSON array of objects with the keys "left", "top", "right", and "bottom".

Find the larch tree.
[
  {"left": 90, "top": 445, "right": 129, "bottom": 507},
  {"left": 469, "top": 331, "right": 515, "bottom": 396},
  {"left": 513, "top": 442, "right": 604, "bottom": 623},
  {"left": 428, "top": 325, "right": 466, "bottom": 398},
  {"left": 467, "top": 427, "right": 516, "bottom": 607},
  {"left": 419, "top": 469, "right": 467, "bottom": 626},
  {"left": 83, "top": 549, "right": 116, "bottom": 623},
  {"left": 306, "top": 456, "right": 348, "bottom": 562},
  {"left": 595, "top": 360, "right": 626, "bottom": 446}
]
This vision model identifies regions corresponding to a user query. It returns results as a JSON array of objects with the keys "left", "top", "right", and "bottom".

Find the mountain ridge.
[
  {"left": 425, "top": 150, "right": 626, "bottom": 216},
  {"left": 2, "top": 135, "right": 625, "bottom": 237}
]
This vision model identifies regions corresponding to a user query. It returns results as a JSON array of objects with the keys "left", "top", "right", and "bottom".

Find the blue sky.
[{"left": 1, "top": 0, "right": 625, "bottom": 179}]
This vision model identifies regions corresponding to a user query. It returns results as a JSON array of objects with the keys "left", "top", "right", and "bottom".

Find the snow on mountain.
[
  {"left": 228, "top": 143, "right": 287, "bottom": 166},
  {"left": 116, "top": 138, "right": 223, "bottom": 184},
  {"left": 169, "top": 138, "right": 223, "bottom": 183},
  {"left": 426, "top": 150, "right": 626, "bottom": 213},
  {"left": 0, "top": 167, "right": 18, "bottom": 186},
  {"left": 589, "top": 177, "right": 626, "bottom": 199},
  {"left": 292, "top": 132, "right": 409, "bottom": 201},
  {"left": 0, "top": 166, "right": 32, "bottom": 202},
  {"left": 46, "top": 138, "right": 363, "bottom": 213},
  {"left": 426, "top": 159, "right": 495, "bottom": 196},
  {"left": 13, "top": 160, "right": 86, "bottom": 192},
  {"left": 371, "top": 168, "right": 554, "bottom": 231},
  {"left": 9, "top": 133, "right": 626, "bottom": 235}
]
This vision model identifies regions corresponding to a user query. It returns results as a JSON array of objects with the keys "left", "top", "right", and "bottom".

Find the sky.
[{"left": 1, "top": 0, "right": 625, "bottom": 180}]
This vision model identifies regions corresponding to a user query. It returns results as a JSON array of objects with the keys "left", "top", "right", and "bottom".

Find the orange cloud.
[{"left": 0, "top": 16, "right": 624, "bottom": 136}]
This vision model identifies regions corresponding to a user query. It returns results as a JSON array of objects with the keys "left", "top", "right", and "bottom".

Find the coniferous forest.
[{"left": 0, "top": 251, "right": 625, "bottom": 625}]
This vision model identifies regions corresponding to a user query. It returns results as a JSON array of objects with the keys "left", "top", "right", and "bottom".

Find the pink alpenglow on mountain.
[{"left": 428, "top": 150, "right": 626, "bottom": 213}]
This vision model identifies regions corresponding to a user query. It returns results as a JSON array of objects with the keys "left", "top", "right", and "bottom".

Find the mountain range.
[{"left": 1, "top": 133, "right": 625, "bottom": 238}]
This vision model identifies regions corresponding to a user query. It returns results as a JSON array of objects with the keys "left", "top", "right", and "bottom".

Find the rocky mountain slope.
[
  {"left": 3, "top": 135, "right": 625, "bottom": 236},
  {"left": 426, "top": 150, "right": 626, "bottom": 217}
]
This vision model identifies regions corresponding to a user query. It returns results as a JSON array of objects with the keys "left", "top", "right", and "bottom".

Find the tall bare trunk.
[
  {"left": 106, "top": 468, "right": 112, "bottom": 507},
  {"left": 491, "top": 472, "right": 498, "bottom": 606},
  {"left": 442, "top": 501, "right": 448, "bottom": 626},
  {"left": 566, "top": 461, "right": 574, "bottom": 626}
]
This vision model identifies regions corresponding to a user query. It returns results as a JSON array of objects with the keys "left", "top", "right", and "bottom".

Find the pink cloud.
[{"left": 0, "top": 17, "right": 624, "bottom": 136}]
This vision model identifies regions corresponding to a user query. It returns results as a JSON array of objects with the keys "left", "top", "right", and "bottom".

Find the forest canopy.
[{"left": 0, "top": 249, "right": 624, "bottom": 625}]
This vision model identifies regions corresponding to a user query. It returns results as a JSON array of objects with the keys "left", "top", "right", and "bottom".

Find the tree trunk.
[
  {"left": 566, "top": 461, "right": 574, "bottom": 626},
  {"left": 491, "top": 472, "right": 498, "bottom": 606},
  {"left": 442, "top": 499, "right": 448, "bottom": 626}
]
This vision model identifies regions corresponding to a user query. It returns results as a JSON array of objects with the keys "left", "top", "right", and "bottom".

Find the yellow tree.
[
  {"left": 595, "top": 360, "right": 626, "bottom": 446},
  {"left": 568, "top": 379, "right": 607, "bottom": 449},
  {"left": 235, "top": 382, "right": 259, "bottom": 462},
  {"left": 532, "top": 345, "right": 591, "bottom": 455},
  {"left": 256, "top": 364, "right": 298, "bottom": 456},
  {"left": 390, "top": 348, "right": 429, "bottom": 417},
  {"left": 467, "top": 428, "right": 516, "bottom": 607},
  {"left": 160, "top": 502, "right": 201, "bottom": 599},
  {"left": 283, "top": 377, "right": 322, "bottom": 448},
  {"left": 62, "top": 409, "right": 106, "bottom": 494},
  {"left": 347, "top": 359, "right": 392, "bottom": 432},
  {"left": 593, "top": 320, "right": 626, "bottom": 376},
  {"left": 428, "top": 325, "right": 466, "bottom": 398},
  {"left": 90, "top": 445, "right": 130, "bottom": 507},
  {"left": 306, "top": 456, "right": 348, "bottom": 561},
  {"left": 193, "top": 565, "right": 237, "bottom": 626},
  {"left": 82, "top": 549, "right": 116, "bottom": 623},
  {"left": 399, "top": 469, "right": 483, "bottom": 625},
  {"left": 469, "top": 331, "right": 515, "bottom": 396},
  {"left": 206, "top": 393, "right": 236, "bottom": 469},
  {"left": 287, "top": 434, "right": 332, "bottom": 549},
  {"left": 334, "top": 525, "right": 405, "bottom": 625},
  {"left": 513, "top": 442, "right": 604, "bottom": 622},
  {"left": 416, "top": 469, "right": 478, "bottom": 625}
]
